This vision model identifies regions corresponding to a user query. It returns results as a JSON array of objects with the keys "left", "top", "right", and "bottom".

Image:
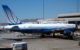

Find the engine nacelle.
[{"left": 64, "top": 30, "right": 71, "bottom": 35}]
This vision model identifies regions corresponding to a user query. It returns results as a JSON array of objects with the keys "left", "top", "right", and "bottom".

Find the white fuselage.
[{"left": 4, "top": 23, "right": 75, "bottom": 30}]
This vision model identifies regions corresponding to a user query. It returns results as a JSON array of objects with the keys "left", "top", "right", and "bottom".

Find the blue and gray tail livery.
[{"left": 2, "top": 5, "right": 22, "bottom": 25}]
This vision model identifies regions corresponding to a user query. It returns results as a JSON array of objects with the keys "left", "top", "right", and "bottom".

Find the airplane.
[{"left": 2, "top": 5, "right": 77, "bottom": 38}]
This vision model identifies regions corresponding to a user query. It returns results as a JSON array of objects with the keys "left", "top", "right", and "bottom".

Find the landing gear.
[
  {"left": 67, "top": 35, "right": 73, "bottom": 39},
  {"left": 40, "top": 34, "right": 45, "bottom": 38}
]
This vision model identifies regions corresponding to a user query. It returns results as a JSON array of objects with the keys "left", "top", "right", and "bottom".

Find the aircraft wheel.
[
  {"left": 67, "top": 35, "right": 73, "bottom": 39},
  {"left": 40, "top": 34, "right": 45, "bottom": 38}
]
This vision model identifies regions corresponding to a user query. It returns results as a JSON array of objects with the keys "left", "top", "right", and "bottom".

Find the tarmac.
[{"left": 0, "top": 32, "right": 80, "bottom": 50}]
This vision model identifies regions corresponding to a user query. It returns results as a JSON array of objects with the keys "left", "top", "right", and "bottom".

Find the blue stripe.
[
  {"left": 9, "top": 27, "right": 68, "bottom": 33},
  {"left": 8, "top": 22, "right": 22, "bottom": 25}
]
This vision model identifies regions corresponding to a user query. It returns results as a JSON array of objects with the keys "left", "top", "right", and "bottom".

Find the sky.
[{"left": 0, "top": 0, "right": 80, "bottom": 23}]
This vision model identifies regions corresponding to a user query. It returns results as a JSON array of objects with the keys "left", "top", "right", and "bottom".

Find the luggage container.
[{"left": 11, "top": 42, "right": 27, "bottom": 50}]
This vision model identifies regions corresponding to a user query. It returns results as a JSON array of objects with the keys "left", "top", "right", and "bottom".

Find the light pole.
[
  {"left": 77, "top": 0, "right": 79, "bottom": 13},
  {"left": 43, "top": 0, "right": 45, "bottom": 20}
]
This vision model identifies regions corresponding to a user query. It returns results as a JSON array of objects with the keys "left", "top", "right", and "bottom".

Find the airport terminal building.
[
  {"left": 58, "top": 13, "right": 80, "bottom": 24},
  {"left": 58, "top": 13, "right": 80, "bottom": 29}
]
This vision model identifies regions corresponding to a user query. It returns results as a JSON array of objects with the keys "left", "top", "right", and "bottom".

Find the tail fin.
[{"left": 2, "top": 5, "right": 22, "bottom": 25}]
